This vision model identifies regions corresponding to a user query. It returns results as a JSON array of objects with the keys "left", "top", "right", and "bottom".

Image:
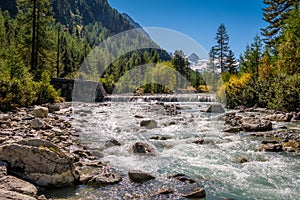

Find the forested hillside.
[{"left": 0, "top": 0, "right": 204, "bottom": 111}]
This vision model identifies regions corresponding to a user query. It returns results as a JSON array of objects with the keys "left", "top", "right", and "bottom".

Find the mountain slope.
[
  {"left": 0, "top": 0, "right": 133, "bottom": 34},
  {"left": 122, "top": 13, "right": 150, "bottom": 38}
]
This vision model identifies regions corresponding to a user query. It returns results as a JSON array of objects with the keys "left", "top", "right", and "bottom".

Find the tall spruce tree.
[
  {"left": 225, "top": 50, "right": 236, "bottom": 74},
  {"left": 261, "top": 0, "right": 299, "bottom": 47},
  {"left": 277, "top": 8, "right": 300, "bottom": 74},
  {"left": 209, "top": 46, "right": 217, "bottom": 72},
  {"left": 240, "top": 35, "right": 263, "bottom": 77},
  {"left": 16, "top": 0, "right": 56, "bottom": 80},
  {"left": 214, "top": 23, "right": 230, "bottom": 73}
]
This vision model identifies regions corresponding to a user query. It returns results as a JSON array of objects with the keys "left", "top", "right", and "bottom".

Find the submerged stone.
[{"left": 140, "top": 120, "right": 158, "bottom": 129}]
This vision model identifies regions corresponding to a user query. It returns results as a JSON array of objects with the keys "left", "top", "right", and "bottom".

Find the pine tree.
[
  {"left": 172, "top": 50, "right": 189, "bottom": 88},
  {"left": 0, "top": 11, "right": 6, "bottom": 57},
  {"left": 214, "top": 23, "right": 230, "bottom": 73},
  {"left": 261, "top": 0, "right": 299, "bottom": 47},
  {"left": 209, "top": 46, "right": 217, "bottom": 72},
  {"left": 277, "top": 8, "right": 300, "bottom": 74},
  {"left": 225, "top": 50, "right": 236, "bottom": 74},
  {"left": 240, "top": 35, "right": 263, "bottom": 77},
  {"left": 16, "top": 0, "right": 56, "bottom": 80}
]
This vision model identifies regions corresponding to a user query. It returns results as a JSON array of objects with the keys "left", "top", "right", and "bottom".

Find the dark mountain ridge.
[{"left": 0, "top": 0, "right": 133, "bottom": 34}]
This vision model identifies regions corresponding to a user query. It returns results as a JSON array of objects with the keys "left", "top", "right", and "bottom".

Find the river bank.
[{"left": 0, "top": 102, "right": 299, "bottom": 199}]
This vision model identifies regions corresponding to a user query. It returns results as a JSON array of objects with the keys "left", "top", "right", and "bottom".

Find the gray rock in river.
[
  {"left": 241, "top": 118, "right": 272, "bottom": 132},
  {"left": 264, "top": 113, "right": 291, "bottom": 122},
  {"left": 132, "top": 142, "right": 155, "bottom": 155},
  {"left": 33, "top": 106, "right": 48, "bottom": 118},
  {"left": 87, "top": 172, "right": 122, "bottom": 187},
  {"left": 140, "top": 120, "right": 158, "bottom": 129},
  {"left": 223, "top": 127, "right": 242, "bottom": 133},
  {"left": 0, "top": 175, "right": 38, "bottom": 197},
  {"left": 104, "top": 139, "right": 121, "bottom": 148},
  {"left": 128, "top": 170, "right": 155, "bottom": 183},
  {"left": 0, "top": 139, "right": 78, "bottom": 187},
  {"left": 181, "top": 187, "right": 206, "bottom": 198},
  {"left": 192, "top": 138, "right": 204, "bottom": 145},
  {"left": 258, "top": 143, "right": 283, "bottom": 152},
  {"left": 168, "top": 173, "right": 197, "bottom": 184},
  {"left": 0, "top": 114, "right": 10, "bottom": 121},
  {"left": 30, "top": 118, "right": 52, "bottom": 130},
  {"left": 202, "top": 104, "right": 225, "bottom": 113},
  {"left": 0, "top": 188, "right": 37, "bottom": 200},
  {"left": 154, "top": 188, "right": 174, "bottom": 195},
  {"left": 48, "top": 104, "right": 60, "bottom": 113}
]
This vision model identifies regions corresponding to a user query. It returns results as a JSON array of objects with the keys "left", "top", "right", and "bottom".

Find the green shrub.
[
  {"left": 0, "top": 76, "right": 36, "bottom": 111},
  {"left": 35, "top": 72, "right": 59, "bottom": 105}
]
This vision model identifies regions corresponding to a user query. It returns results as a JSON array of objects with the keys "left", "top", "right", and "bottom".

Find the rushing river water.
[{"left": 48, "top": 97, "right": 300, "bottom": 200}]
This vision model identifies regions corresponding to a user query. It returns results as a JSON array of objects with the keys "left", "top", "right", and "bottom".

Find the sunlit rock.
[{"left": 128, "top": 170, "right": 155, "bottom": 183}]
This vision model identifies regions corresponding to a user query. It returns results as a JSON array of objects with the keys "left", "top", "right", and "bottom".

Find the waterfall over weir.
[{"left": 104, "top": 93, "right": 217, "bottom": 103}]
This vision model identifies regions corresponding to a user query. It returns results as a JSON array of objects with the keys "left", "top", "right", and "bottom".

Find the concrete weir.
[{"left": 104, "top": 94, "right": 216, "bottom": 103}]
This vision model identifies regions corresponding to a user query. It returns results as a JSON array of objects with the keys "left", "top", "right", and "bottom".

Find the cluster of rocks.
[
  {"left": 147, "top": 102, "right": 181, "bottom": 116},
  {"left": 245, "top": 108, "right": 300, "bottom": 123},
  {"left": 0, "top": 106, "right": 73, "bottom": 199},
  {"left": 0, "top": 104, "right": 208, "bottom": 199},
  {"left": 126, "top": 170, "right": 206, "bottom": 199},
  {"left": 0, "top": 104, "right": 116, "bottom": 199},
  {"left": 223, "top": 110, "right": 300, "bottom": 154}
]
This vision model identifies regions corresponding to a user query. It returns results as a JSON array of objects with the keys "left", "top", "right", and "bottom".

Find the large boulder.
[
  {"left": 241, "top": 118, "right": 272, "bottom": 132},
  {"left": 128, "top": 170, "right": 155, "bottom": 183},
  {"left": 0, "top": 139, "right": 78, "bottom": 187},
  {"left": 33, "top": 106, "right": 48, "bottom": 118}
]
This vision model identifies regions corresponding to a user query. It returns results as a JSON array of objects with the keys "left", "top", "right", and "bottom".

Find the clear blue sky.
[{"left": 108, "top": 0, "right": 267, "bottom": 58}]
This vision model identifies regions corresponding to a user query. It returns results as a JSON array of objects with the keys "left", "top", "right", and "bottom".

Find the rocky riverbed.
[
  {"left": 0, "top": 103, "right": 207, "bottom": 199},
  {"left": 0, "top": 104, "right": 118, "bottom": 199},
  {"left": 224, "top": 107, "right": 300, "bottom": 154},
  {"left": 0, "top": 102, "right": 299, "bottom": 200}
]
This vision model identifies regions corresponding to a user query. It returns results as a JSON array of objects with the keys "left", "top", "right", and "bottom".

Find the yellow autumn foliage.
[{"left": 225, "top": 73, "right": 252, "bottom": 93}]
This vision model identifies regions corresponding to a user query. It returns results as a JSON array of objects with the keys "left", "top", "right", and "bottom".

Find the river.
[{"left": 48, "top": 97, "right": 300, "bottom": 200}]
